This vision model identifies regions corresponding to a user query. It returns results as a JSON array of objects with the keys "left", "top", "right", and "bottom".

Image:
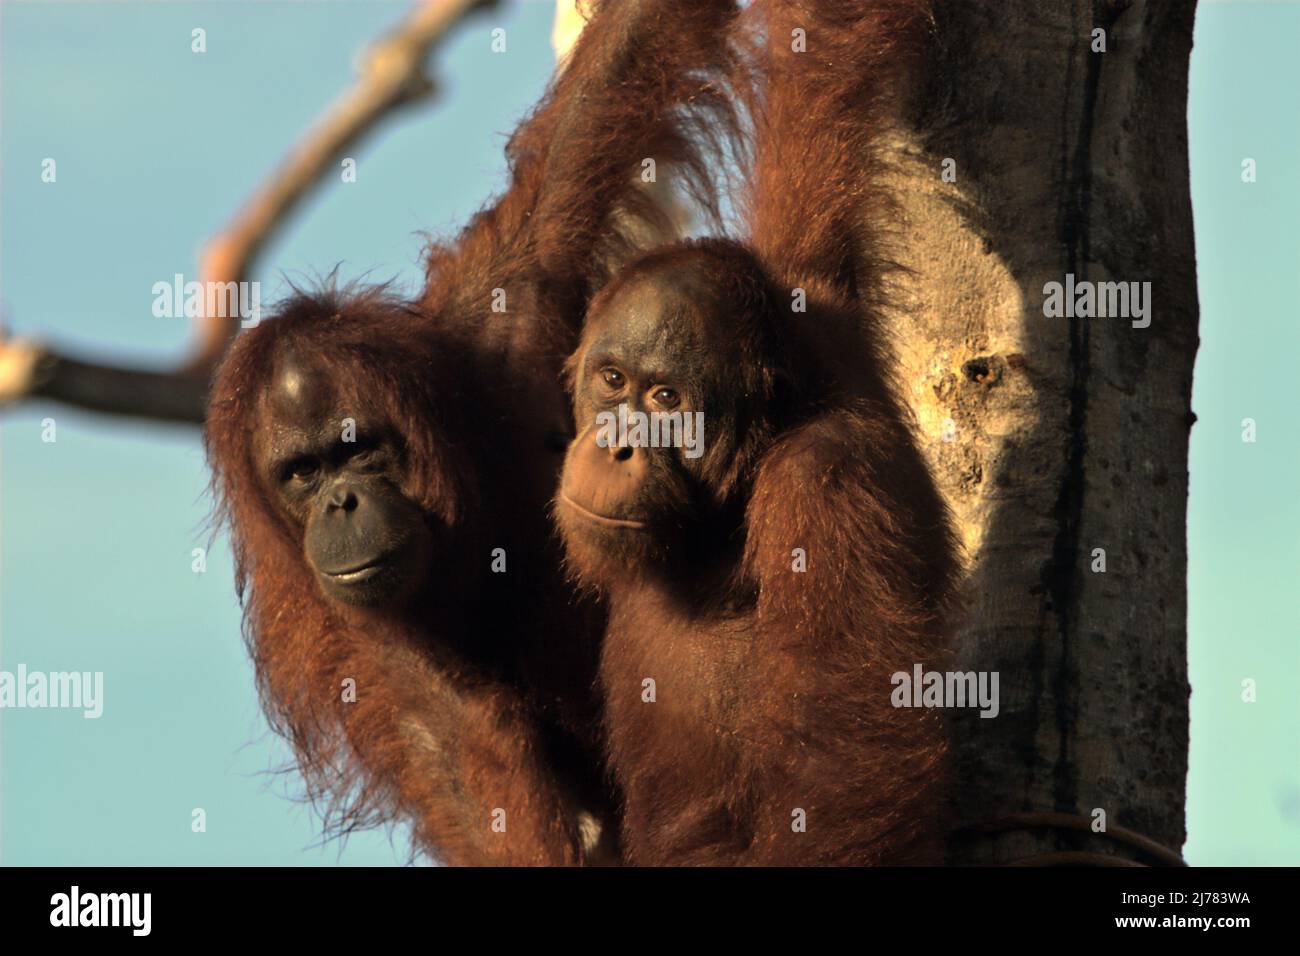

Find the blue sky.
[{"left": 1, "top": 1, "right": 1296, "bottom": 865}]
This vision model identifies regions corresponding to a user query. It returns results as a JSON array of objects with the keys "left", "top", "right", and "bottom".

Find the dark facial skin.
[
  {"left": 254, "top": 352, "right": 434, "bottom": 608},
  {"left": 557, "top": 266, "right": 750, "bottom": 576}
]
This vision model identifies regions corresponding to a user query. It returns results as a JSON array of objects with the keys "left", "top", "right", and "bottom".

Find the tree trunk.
[{"left": 882, "top": 0, "right": 1198, "bottom": 863}]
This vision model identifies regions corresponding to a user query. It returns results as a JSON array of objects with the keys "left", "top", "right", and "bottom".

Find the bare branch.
[
  {"left": 1, "top": 0, "right": 498, "bottom": 426},
  {"left": 193, "top": 0, "right": 499, "bottom": 369}
]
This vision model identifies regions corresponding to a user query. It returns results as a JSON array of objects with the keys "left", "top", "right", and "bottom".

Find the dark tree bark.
[{"left": 879, "top": 0, "right": 1197, "bottom": 863}]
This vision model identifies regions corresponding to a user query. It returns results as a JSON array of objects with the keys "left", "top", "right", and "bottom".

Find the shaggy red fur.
[
  {"left": 206, "top": 0, "right": 742, "bottom": 865},
  {"left": 559, "top": 0, "right": 960, "bottom": 864}
]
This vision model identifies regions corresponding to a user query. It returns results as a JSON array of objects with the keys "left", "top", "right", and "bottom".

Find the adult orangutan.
[
  {"left": 554, "top": 0, "right": 960, "bottom": 864},
  {"left": 206, "top": 0, "right": 741, "bottom": 865}
]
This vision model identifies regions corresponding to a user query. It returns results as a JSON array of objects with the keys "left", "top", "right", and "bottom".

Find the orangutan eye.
[
  {"left": 601, "top": 367, "right": 626, "bottom": 390},
  {"left": 284, "top": 457, "right": 319, "bottom": 482},
  {"left": 345, "top": 436, "right": 377, "bottom": 462},
  {"left": 351, "top": 445, "right": 391, "bottom": 474},
  {"left": 652, "top": 387, "right": 680, "bottom": 409}
]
